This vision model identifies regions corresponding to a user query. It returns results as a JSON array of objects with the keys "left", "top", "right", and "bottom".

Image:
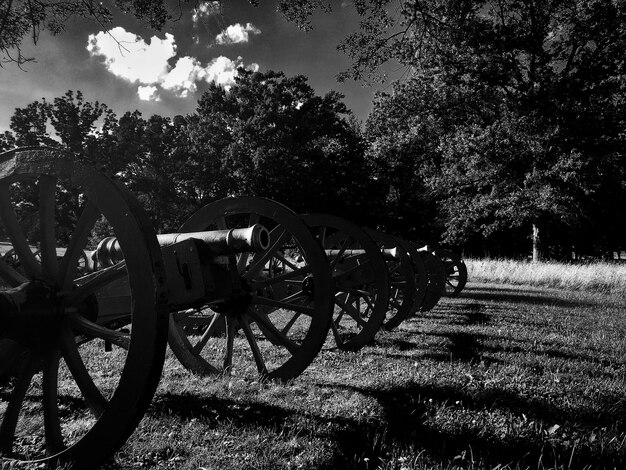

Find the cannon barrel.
[{"left": 95, "top": 224, "right": 270, "bottom": 267}]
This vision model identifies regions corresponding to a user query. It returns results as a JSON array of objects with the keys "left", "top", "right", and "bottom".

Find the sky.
[{"left": 0, "top": 0, "right": 390, "bottom": 134}]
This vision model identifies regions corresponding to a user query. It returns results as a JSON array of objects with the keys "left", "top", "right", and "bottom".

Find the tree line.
[
  {"left": 2, "top": 63, "right": 625, "bottom": 260},
  {"left": 1, "top": 0, "right": 624, "bottom": 260}
]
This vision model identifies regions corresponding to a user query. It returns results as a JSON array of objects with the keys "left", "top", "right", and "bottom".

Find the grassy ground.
[
  {"left": 466, "top": 258, "right": 626, "bottom": 295},
  {"left": 99, "top": 281, "right": 626, "bottom": 470}
]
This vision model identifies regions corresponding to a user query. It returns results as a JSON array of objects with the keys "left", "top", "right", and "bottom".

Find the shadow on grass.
[
  {"left": 150, "top": 383, "right": 626, "bottom": 470},
  {"left": 324, "top": 381, "right": 626, "bottom": 469},
  {"left": 461, "top": 285, "right": 595, "bottom": 307},
  {"left": 424, "top": 302, "right": 494, "bottom": 326}
]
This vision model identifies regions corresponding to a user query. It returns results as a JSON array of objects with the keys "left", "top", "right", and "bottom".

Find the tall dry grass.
[{"left": 466, "top": 258, "right": 626, "bottom": 294}]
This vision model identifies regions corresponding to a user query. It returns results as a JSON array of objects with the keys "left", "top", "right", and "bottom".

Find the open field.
[
  {"left": 96, "top": 281, "right": 626, "bottom": 469},
  {"left": 467, "top": 259, "right": 626, "bottom": 295}
]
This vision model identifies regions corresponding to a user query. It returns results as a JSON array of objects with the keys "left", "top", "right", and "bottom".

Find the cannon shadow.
[
  {"left": 459, "top": 284, "right": 597, "bottom": 308},
  {"left": 148, "top": 381, "right": 626, "bottom": 470}
]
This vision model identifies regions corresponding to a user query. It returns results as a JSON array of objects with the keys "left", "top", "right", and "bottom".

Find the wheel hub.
[{"left": 301, "top": 275, "right": 315, "bottom": 297}]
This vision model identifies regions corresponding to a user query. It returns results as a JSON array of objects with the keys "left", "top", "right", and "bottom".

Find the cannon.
[
  {"left": 303, "top": 214, "right": 390, "bottom": 350},
  {"left": 0, "top": 148, "right": 334, "bottom": 468},
  {"left": 0, "top": 147, "right": 467, "bottom": 468}
]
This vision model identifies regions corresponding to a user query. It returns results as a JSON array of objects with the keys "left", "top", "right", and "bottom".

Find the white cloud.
[
  {"left": 138, "top": 86, "right": 161, "bottom": 101},
  {"left": 192, "top": 1, "right": 221, "bottom": 25},
  {"left": 199, "top": 56, "right": 259, "bottom": 90},
  {"left": 87, "top": 27, "right": 259, "bottom": 100},
  {"left": 161, "top": 56, "right": 204, "bottom": 97},
  {"left": 215, "top": 23, "right": 261, "bottom": 45},
  {"left": 87, "top": 27, "right": 176, "bottom": 84}
]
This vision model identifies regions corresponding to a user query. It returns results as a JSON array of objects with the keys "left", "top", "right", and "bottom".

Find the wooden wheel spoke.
[
  {"left": 70, "top": 314, "right": 130, "bottom": 349},
  {"left": 0, "top": 354, "right": 39, "bottom": 454},
  {"left": 250, "top": 295, "right": 315, "bottom": 317},
  {"left": 191, "top": 312, "right": 223, "bottom": 355},
  {"left": 38, "top": 176, "right": 58, "bottom": 281},
  {"left": 334, "top": 297, "right": 367, "bottom": 328},
  {"left": 333, "top": 259, "right": 372, "bottom": 282},
  {"left": 248, "top": 265, "right": 311, "bottom": 290},
  {"left": 222, "top": 316, "right": 236, "bottom": 373},
  {"left": 334, "top": 308, "right": 345, "bottom": 327},
  {"left": 328, "top": 237, "right": 351, "bottom": 270},
  {"left": 243, "top": 228, "right": 290, "bottom": 279},
  {"left": 0, "top": 257, "right": 27, "bottom": 287},
  {"left": 239, "top": 315, "right": 268, "bottom": 375},
  {"left": 237, "top": 213, "right": 260, "bottom": 271},
  {"left": 65, "top": 261, "right": 128, "bottom": 305},
  {"left": 0, "top": 183, "right": 41, "bottom": 277},
  {"left": 42, "top": 353, "right": 64, "bottom": 456},
  {"left": 60, "top": 202, "right": 100, "bottom": 288},
  {"left": 280, "top": 312, "right": 301, "bottom": 336},
  {"left": 271, "top": 251, "right": 299, "bottom": 272},
  {"left": 330, "top": 321, "right": 343, "bottom": 346},
  {"left": 237, "top": 252, "right": 251, "bottom": 273},
  {"left": 248, "top": 310, "right": 299, "bottom": 354},
  {"left": 59, "top": 327, "right": 107, "bottom": 418}
]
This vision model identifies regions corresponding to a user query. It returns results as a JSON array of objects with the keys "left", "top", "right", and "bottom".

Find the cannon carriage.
[{"left": 0, "top": 147, "right": 466, "bottom": 468}]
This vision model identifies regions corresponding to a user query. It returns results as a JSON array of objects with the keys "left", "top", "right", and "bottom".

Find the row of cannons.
[{"left": 0, "top": 148, "right": 467, "bottom": 468}]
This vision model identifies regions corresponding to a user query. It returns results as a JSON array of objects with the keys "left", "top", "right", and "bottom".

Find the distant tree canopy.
[
  {"left": 0, "top": 72, "right": 372, "bottom": 234},
  {"left": 349, "top": 0, "right": 626, "bottom": 259}
]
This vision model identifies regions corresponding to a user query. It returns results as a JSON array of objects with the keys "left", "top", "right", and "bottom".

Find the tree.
[
  {"left": 296, "top": 0, "right": 626, "bottom": 259},
  {"left": 0, "top": 0, "right": 173, "bottom": 66},
  {"left": 188, "top": 69, "right": 374, "bottom": 221},
  {"left": 6, "top": 90, "right": 124, "bottom": 244},
  {"left": 116, "top": 113, "right": 195, "bottom": 232}
]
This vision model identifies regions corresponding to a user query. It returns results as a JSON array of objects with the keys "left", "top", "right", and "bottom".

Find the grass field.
[
  {"left": 467, "top": 258, "right": 626, "bottom": 295},
  {"left": 98, "top": 279, "right": 626, "bottom": 470}
]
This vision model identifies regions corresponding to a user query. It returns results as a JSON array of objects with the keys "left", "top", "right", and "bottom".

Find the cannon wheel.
[
  {"left": 416, "top": 250, "right": 447, "bottom": 311},
  {"left": 433, "top": 249, "right": 468, "bottom": 297},
  {"left": 303, "top": 214, "right": 389, "bottom": 351},
  {"left": 365, "top": 230, "right": 416, "bottom": 331},
  {"left": 0, "top": 147, "right": 168, "bottom": 468},
  {"left": 168, "top": 197, "right": 333, "bottom": 381}
]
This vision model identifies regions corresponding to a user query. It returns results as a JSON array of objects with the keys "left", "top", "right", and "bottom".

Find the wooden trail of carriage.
[{"left": 0, "top": 148, "right": 467, "bottom": 468}]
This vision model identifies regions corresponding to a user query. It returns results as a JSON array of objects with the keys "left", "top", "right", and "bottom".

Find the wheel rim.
[
  {"left": 0, "top": 148, "right": 168, "bottom": 467},
  {"left": 417, "top": 251, "right": 447, "bottom": 311},
  {"left": 168, "top": 197, "right": 332, "bottom": 381},
  {"left": 434, "top": 249, "right": 468, "bottom": 297},
  {"left": 303, "top": 214, "right": 389, "bottom": 351}
]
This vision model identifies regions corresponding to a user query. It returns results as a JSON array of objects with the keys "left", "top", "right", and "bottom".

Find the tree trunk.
[{"left": 532, "top": 223, "right": 542, "bottom": 262}]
